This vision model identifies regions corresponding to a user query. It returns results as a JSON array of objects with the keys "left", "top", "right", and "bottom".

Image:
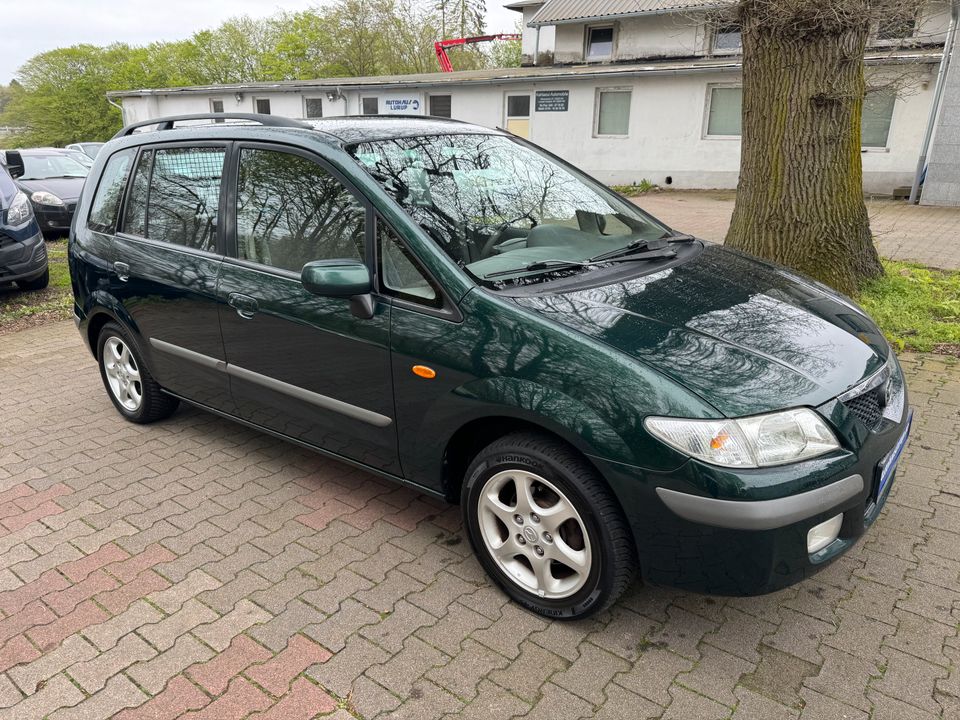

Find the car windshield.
[
  {"left": 349, "top": 133, "right": 667, "bottom": 284},
  {"left": 80, "top": 143, "right": 104, "bottom": 157},
  {"left": 20, "top": 154, "right": 89, "bottom": 179}
]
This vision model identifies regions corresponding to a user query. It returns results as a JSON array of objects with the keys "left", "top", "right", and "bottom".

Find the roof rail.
[{"left": 112, "top": 113, "right": 312, "bottom": 139}]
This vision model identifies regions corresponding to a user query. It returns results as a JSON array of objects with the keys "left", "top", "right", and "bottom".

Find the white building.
[{"left": 108, "top": 0, "right": 955, "bottom": 194}]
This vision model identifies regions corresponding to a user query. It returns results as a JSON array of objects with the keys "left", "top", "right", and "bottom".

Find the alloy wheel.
[
  {"left": 477, "top": 469, "right": 592, "bottom": 599},
  {"left": 102, "top": 336, "right": 143, "bottom": 412}
]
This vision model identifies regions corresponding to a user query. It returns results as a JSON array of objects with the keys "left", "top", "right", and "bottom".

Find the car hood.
[
  {"left": 16, "top": 177, "right": 85, "bottom": 203},
  {"left": 512, "top": 244, "right": 888, "bottom": 417}
]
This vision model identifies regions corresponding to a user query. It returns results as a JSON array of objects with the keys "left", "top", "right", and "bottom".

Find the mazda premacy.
[{"left": 69, "top": 113, "right": 911, "bottom": 619}]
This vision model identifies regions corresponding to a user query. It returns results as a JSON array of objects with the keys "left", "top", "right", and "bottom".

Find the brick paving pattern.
[
  {"left": 0, "top": 316, "right": 958, "bottom": 719},
  {"left": 635, "top": 190, "right": 960, "bottom": 270}
]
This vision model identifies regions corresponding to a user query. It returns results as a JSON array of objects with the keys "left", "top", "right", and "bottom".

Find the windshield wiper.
[
  {"left": 483, "top": 259, "right": 591, "bottom": 280},
  {"left": 588, "top": 233, "right": 695, "bottom": 263},
  {"left": 483, "top": 247, "right": 679, "bottom": 280}
]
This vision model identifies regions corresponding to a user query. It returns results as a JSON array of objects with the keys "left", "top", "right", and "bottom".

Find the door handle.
[
  {"left": 113, "top": 262, "right": 130, "bottom": 282},
  {"left": 228, "top": 292, "right": 259, "bottom": 319}
]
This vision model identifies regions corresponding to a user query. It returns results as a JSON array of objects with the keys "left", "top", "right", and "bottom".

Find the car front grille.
[
  {"left": 839, "top": 356, "right": 905, "bottom": 432},
  {"left": 843, "top": 387, "right": 884, "bottom": 431}
]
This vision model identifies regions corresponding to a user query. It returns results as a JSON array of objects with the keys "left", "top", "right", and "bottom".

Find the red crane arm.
[{"left": 434, "top": 34, "right": 522, "bottom": 72}]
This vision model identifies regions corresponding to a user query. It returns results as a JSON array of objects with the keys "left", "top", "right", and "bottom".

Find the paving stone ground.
[
  {"left": 1, "top": 320, "right": 958, "bottom": 719},
  {"left": 633, "top": 190, "right": 960, "bottom": 270}
]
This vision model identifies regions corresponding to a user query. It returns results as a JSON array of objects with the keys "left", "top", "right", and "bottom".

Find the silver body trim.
[
  {"left": 150, "top": 338, "right": 227, "bottom": 372},
  {"left": 656, "top": 474, "right": 864, "bottom": 531},
  {"left": 149, "top": 337, "right": 392, "bottom": 428}
]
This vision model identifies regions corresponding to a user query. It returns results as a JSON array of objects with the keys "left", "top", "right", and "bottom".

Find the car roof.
[{"left": 117, "top": 115, "right": 503, "bottom": 148}]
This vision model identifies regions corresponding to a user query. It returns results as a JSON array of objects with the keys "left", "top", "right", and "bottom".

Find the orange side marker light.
[{"left": 412, "top": 365, "right": 436, "bottom": 379}]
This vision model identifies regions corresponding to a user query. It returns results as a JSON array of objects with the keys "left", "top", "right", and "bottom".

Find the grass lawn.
[
  {"left": 0, "top": 238, "right": 72, "bottom": 335},
  {"left": 858, "top": 260, "right": 960, "bottom": 356}
]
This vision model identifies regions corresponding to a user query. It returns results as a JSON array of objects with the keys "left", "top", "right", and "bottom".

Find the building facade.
[{"left": 108, "top": 0, "right": 954, "bottom": 195}]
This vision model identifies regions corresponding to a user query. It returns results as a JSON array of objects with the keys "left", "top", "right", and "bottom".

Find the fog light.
[{"left": 807, "top": 514, "right": 843, "bottom": 554}]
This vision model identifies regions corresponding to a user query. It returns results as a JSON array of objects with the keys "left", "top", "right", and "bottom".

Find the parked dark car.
[
  {"left": 0, "top": 160, "right": 47, "bottom": 290},
  {"left": 66, "top": 142, "right": 104, "bottom": 160},
  {"left": 69, "top": 113, "right": 911, "bottom": 619},
  {"left": 4, "top": 149, "right": 88, "bottom": 237}
]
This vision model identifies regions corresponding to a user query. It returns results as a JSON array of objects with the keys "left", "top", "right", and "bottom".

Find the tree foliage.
[{"left": 0, "top": 0, "right": 521, "bottom": 145}]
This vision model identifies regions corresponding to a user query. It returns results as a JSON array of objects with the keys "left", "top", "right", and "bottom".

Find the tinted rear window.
[{"left": 120, "top": 146, "right": 225, "bottom": 252}]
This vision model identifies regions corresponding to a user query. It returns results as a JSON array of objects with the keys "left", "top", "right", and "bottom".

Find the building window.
[
  {"left": 304, "top": 97, "right": 323, "bottom": 119},
  {"left": 586, "top": 26, "right": 614, "bottom": 59},
  {"left": 862, "top": 90, "right": 895, "bottom": 148},
  {"left": 255, "top": 98, "right": 271, "bottom": 115},
  {"left": 361, "top": 97, "right": 379, "bottom": 115},
  {"left": 713, "top": 24, "right": 742, "bottom": 52},
  {"left": 505, "top": 94, "right": 531, "bottom": 138},
  {"left": 429, "top": 95, "right": 452, "bottom": 118},
  {"left": 595, "top": 88, "right": 631, "bottom": 137},
  {"left": 705, "top": 86, "right": 743, "bottom": 137},
  {"left": 877, "top": 12, "right": 916, "bottom": 40},
  {"left": 210, "top": 99, "right": 225, "bottom": 123}
]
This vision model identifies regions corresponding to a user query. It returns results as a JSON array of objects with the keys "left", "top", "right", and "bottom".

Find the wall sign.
[
  {"left": 382, "top": 96, "right": 422, "bottom": 114},
  {"left": 535, "top": 90, "right": 569, "bottom": 112}
]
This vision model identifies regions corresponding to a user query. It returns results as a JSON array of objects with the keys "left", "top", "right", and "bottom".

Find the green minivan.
[{"left": 69, "top": 114, "right": 910, "bottom": 619}]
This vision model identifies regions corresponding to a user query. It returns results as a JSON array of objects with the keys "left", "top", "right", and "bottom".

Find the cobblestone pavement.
[
  {"left": 634, "top": 191, "right": 960, "bottom": 271},
  {"left": 1, "top": 321, "right": 958, "bottom": 720}
]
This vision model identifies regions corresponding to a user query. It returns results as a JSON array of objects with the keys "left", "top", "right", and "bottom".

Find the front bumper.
[
  {"left": 598, "top": 398, "right": 912, "bottom": 596},
  {"left": 0, "top": 230, "right": 47, "bottom": 284},
  {"left": 33, "top": 202, "right": 76, "bottom": 235}
]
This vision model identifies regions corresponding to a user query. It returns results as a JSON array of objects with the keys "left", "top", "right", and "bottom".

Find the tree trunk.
[{"left": 725, "top": 1, "right": 884, "bottom": 296}]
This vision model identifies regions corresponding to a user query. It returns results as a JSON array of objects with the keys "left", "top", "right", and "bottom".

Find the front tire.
[
  {"left": 461, "top": 432, "right": 636, "bottom": 619},
  {"left": 97, "top": 322, "right": 178, "bottom": 423}
]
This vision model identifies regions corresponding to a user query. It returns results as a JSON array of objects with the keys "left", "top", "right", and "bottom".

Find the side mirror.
[
  {"left": 301, "top": 259, "right": 371, "bottom": 297},
  {"left": 301, "top": 259, "right": 375, "bottom": 320},
  {"left": 5, "top": 151, "right": 24, "bottom": 179}
]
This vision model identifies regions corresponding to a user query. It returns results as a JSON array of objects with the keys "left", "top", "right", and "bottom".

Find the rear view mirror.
[
  {"left": 301, "top": 259, "right": 372, "bottom": 297},
  {"left": 4, "top": 151, "right": 24, "bottom": 179}
]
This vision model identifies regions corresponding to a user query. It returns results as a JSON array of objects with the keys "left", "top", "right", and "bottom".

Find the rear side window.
[
  {"left": 122, "top": 149, "right": 152, "bottom": 237},
  {"left": 148, "top": 147, "right": 225, "bottom": 252},
  {"left": 235, "top": 148, "right": 365, "bottom": 273},
  {"left": 88, "top": 148, "right": 135, "bottom": 233}
]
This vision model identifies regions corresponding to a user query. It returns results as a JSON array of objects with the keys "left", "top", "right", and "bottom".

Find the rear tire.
[
  {"left": 97, "top": 322, "right": 178, "bottom": 423},
  {"left": 17, "top": 268, "right": 49, "bottom": 291},
  {"left": 461, "top": 431, "right": 636, "bottom": 619}
]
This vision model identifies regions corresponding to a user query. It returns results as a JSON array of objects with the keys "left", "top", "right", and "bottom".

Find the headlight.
[
  {"left": 7, "top": 191, "right": 33, "bottom": 227},
  {"left": 30, "top": 191, "right": 64, "bottom": 206},
  {"left": 644, "top": 408, "right": 840, "bottom": 468}
]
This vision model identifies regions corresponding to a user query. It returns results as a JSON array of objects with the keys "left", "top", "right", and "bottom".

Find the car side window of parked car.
[
  {"left": 148, "top": 147, "right": 225, "bottom": 252},
  {"left": 377, "top": 222, "right": 440, "bottom": 307},
  {"left": 235, "top": 147, "right": 365, "bottom": 273},
  {"left": 88, "top": 149, "right": 136, "bottom": 234},
  {"left": 121, "top": 149, "right": 153, "bottom": 237}
]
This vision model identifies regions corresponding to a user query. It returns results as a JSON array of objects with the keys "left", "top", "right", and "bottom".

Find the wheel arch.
[
  {"left": 82, "top": 292, "right": 141, "bottom": 360},
  {"left": 441, "top": 415, "right": 610, "bottom": 506}
]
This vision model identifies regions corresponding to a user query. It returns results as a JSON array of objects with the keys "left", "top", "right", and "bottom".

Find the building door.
[{"left": 505, "top": 94, "right": 531, "bottom": 138}]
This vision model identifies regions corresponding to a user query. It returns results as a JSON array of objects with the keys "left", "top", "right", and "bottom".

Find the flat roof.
[{"left": 106, "top": 50, "right": 941, "bottom": 99}]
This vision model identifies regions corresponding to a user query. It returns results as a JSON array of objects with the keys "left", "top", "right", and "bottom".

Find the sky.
[{"left": 1, "top": 0, "right": 518, "bottom": 84}]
